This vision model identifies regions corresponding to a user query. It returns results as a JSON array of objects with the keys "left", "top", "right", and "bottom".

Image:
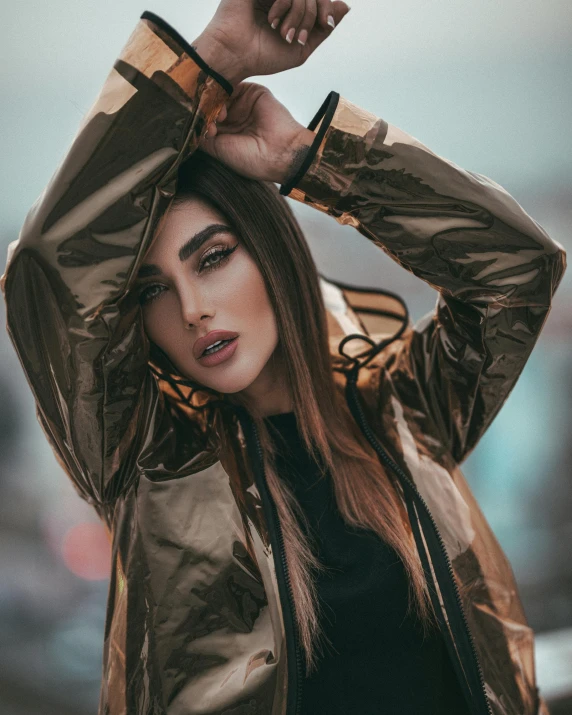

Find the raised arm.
[
  {"left": 1, "top": 2, "right": 349, "bottom": 505},
  {"left": 0, "top": 14, "right": 235, "bottom": 504},
  {"left": 279, "top": 92, "right": 567, "bottom": 463}
]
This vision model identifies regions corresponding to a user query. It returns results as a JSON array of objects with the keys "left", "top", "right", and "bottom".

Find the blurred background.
[{"left": 1, "top": 0, "right": 571, "bottom": 713}]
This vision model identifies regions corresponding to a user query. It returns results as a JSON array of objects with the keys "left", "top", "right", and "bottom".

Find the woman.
[{"left": 1, "top": 1, "right": 566, "bottom": 713}]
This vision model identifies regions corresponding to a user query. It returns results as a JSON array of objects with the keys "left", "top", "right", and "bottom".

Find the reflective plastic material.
[
  {"left": 287, "top": 93, "right": 566, "bottom": 714},
  {"left": 1, "top": 15, "right": 566, "bottom": 715}
]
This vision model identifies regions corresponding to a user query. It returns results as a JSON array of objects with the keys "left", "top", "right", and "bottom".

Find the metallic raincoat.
[{"left": 1, "top": 12, "right": 566, "bottom": 715}]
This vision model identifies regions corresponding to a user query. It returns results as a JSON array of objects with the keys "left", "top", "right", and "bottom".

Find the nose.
[{"left": 179, "top": 285, "right": 214, "bottom": 329}]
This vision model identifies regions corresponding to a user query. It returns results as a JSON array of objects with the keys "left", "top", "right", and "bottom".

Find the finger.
[
  {"left": 206, "top": 121, "right": 218, "bottom": 138},
  {"left": 216, "top": 104, "right": 228, "bottom": 123},
  {"left": 330, "top": 0, "right": 351, "bottom": 26},
  {"left": 199, "top": 129, "right": 218, "bottom": 157},
  {"left": 316, "top": 0, "right": 349, "bottom": 31},
  {"left": 268, "top": 0, "right": 292, "bottom": 30},
  {"left": 279, "top": 0, "right": 306, "bottom": 43},
  {"left": 316, "top": 0, "right": 334, "bottom": 31},
  {"left": 304, "top": 1, "right": 350, "bottom": 53},
  {"left": 295, "top": 0, "right": 318, "bottom": 45}
]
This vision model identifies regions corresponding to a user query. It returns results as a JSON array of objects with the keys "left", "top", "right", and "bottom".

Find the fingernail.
[
  {"left": 270, "top": 18, "right": 279, "bottom": 29},
  {"left": 327, "top": 15, "right": 335, "bottom": 28},
  {"left": 285, "top": 27, "right": 295, "bottom": 43},
  {"left": 297, "top": 29, "right": 308, "bottom": 46}
]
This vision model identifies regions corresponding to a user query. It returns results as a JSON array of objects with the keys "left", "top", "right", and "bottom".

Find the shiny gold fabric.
[{"left": 1, "top": 13, "right": 566, "bottom": 715}]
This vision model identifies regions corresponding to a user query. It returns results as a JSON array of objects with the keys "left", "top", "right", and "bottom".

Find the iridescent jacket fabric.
[{"left": 1, "top": 12, "right": 566, "bottom": 715}]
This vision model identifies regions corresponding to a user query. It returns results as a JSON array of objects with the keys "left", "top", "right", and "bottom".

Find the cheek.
[
  {"left": 228, "top": 257, "right": 273, "bottom": 326},
  {"left": 218, "top": 255, "right": 279, "bottom": 369},
  {"left": 141, "top": 295, "right": 182, "bottom": 354}
]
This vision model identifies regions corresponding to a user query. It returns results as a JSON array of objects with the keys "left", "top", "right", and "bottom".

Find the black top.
[{"left": 264, "top": 411, "right": 470, "bottom": 715}]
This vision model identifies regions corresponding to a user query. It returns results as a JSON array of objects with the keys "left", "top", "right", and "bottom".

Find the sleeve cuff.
[
  {"left": 279, "top": 91, "right": 340, "bottom": 197},
  {"left": 141, "top": 11, "right": 234, "bottom": 96}
]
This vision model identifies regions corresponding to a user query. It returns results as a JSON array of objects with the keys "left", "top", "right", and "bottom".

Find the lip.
[
  {"left": 193, "top": 329, "right": 239, "bottom": 360},
  {"left": 197, "top": 335, "right": 239, "bottom": 367}
]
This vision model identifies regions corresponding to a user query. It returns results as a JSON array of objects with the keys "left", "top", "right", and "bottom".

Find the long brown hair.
[{"left": 169, "top": 150, "right": 436, "bottom": 673}]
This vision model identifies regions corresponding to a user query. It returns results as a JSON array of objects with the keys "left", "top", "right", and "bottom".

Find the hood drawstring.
[
  {"left": 149, "top": 364, "right": 232, "bottom": 418},
  {"left": 149, "top": 340, "right": 232, "bottom": 416},
  {"left": 337, "top": 291, "right": 410, "bottom": 384}
]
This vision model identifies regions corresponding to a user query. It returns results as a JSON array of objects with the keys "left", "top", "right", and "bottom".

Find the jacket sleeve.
[
  {"left": 1, "top": 13, "right": 232, "bottom": 504},
  {"left": 280, "top": 91, "right": 567, "bottom": 464}
]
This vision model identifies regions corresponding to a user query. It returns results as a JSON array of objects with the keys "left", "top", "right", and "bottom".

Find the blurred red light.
[{"left": 61, "top": 522, "right": 111, "bottom": 580}]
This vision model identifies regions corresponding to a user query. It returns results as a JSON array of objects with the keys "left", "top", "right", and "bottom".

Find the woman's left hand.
[
  {"left": 193, "top": 0, "right": 351, "bottom": 87},
  {"left": 199, "top": 82, "right": 315, "bottom": 185}
]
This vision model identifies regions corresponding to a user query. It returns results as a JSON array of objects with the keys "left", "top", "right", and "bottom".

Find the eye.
[
  {"left": 138, "top": 283, "right": 165, "bottom": 306},
  {"left": 138, "top": 243, "right": 239, "bottom": 307},
  {"left": 199, "top": 243, "right": 238, "bottom": 273}
]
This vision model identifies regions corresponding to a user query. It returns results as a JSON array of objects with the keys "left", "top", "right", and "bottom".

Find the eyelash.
[{"left": 138, "top": 243, "right": 238, "bottom": 306}]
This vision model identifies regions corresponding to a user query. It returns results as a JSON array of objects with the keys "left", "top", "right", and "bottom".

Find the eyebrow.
[{"left": 136, "top": 223, "right": 233, "bottom": 279}]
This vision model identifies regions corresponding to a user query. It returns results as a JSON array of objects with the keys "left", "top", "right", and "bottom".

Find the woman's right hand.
[
  {"left": 192, "top": 0, "right": 351, "bottom": 87},
  {"left": 199, "top": 82, "right": 315, "bottom": 185}
]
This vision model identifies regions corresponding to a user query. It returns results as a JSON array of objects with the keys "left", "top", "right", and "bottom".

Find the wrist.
[
  {"left": 275, "top": 128, "right": 316, "bottom": 186},
  {"left": 191, "top": 31, "right": 248, "bottom": 88}
]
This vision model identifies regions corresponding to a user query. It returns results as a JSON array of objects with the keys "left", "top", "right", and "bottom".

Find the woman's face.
[{"left": 137, "top": 195, "right": 279, "bottom": 395}]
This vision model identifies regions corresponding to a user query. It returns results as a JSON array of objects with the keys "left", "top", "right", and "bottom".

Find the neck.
[{"left": 237, "top": 347, "right": 293, "bottom": 418}]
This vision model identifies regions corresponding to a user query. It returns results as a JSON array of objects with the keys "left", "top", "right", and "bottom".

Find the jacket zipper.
[
  {"left": 241, "top": 412, "right": 304, "bottom": 715},
  {"left": 237, "top": 371, "right": 492, "bottom": 715},
  {"left": 344, "top": 370, "right": 492, "bottom": 715}
]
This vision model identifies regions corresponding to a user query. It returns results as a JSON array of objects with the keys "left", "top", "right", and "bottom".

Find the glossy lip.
[
  {"left": 197, "top": 335, "right": 239, "bottom": 367},
  {"left": 193, "top": 329, "right": 239, "bottom": 360}
]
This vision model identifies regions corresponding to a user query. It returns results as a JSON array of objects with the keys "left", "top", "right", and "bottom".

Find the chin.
[{"left": 183, "top": 353, "right": 266, "bottom": 396}]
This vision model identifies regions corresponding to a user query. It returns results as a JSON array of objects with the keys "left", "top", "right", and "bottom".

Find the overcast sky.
[{"left": 1, "top": 0, "right": 571, "bottom": 237}]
